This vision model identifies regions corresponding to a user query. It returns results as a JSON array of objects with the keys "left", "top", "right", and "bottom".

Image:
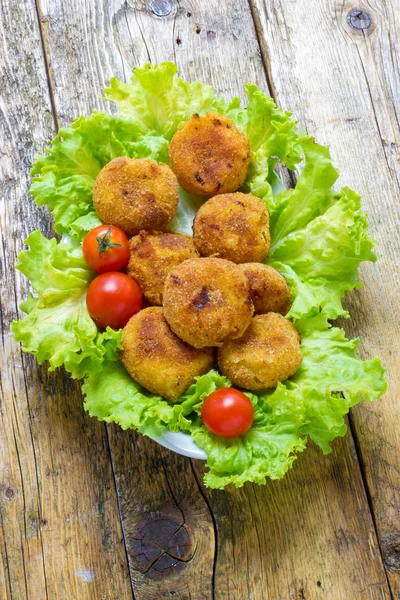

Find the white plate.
[{"left": 153, "top": 431, "right": 207, "bottom": 459}]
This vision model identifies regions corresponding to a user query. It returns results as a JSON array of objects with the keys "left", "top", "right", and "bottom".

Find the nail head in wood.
[
  {"left": 347, "top": 9, "right": 372, "bottom": 30},
  {"left": 150, "top": 0, "right": 172, "bottom": 17}
]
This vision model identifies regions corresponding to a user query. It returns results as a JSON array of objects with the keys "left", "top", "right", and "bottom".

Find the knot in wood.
[
  {"left": 382, "top": 533, "right": 400, "bottom": 571},
  {"left": 347, "top": 9, "right": 371, "bottom": 30},
  {"left": 150, "top": 0, "right": 172, "bottom": 17},
  {"left": 131, "top": 511, "right": 193, "bottom": 579},
  {"left": 384, "top": 545, "right": 400, "bottom": 570}
]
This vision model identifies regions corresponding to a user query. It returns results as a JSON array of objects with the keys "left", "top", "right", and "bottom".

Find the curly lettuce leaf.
[
  {"left": 104, "top": 62, "right": 227, "bottom": 139},
  {"left": 84, "top": 361, "right": 301, "bottom": 487},
  {"left": 179, "top": 316, "right": 386, "bottom": 489},
  {"left": 30, "top": 64, "right": 305, "bottom": 243},
  {"left": 269, "top": 137, "right": 339, "bottom": 235},
  {"left": 273, "top": 263, "right": 356, "bottom": 320},
  {"left": 242, "top": 84, "right": 304, "bottom": 209},
  {"left": 294, "top": 314, "right": 387, "bottom": 451},
  {"left": 189, "top": 385, "right": 307, "bottom": 489},
  {"left": 85, "top": 367, "right": 254, "bottom": 447},
  {"left": 82, "top": 318, "right": 386, "bottom": 490},
  {"left": 266, "top": 139, "right": 376, "bottom": 319},
  {"left": 83, "top": 360, "right": 191, "bottom": 437},
  {"left": 11, "top": 231, "right": 121, "bottom": 378},
  {"left": 105, "top": 64, "right": 305, "bottom": 209},
  {"left": 30, "top": 112, "right": 168, "bottom": 238},
  {"left": 15, "top": 63, "right": 386, "bottom": 490},
  {"left": 29, "top": 65, "right": 376, "bottom": 322},
  {"left": 83, "top": 365, "right": 233, "bottom": 437},
  {"left": 245, "top": 84, "right": 303, "bottom": 163}
]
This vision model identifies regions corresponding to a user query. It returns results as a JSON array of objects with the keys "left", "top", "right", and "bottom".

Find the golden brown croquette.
[
  {"left": 168, "top": 113, "right": 251, "bottom": 198},
  {"left": 120, "top": 307, "right": 214, "bottom": 401},
  {"left": 92, "top": 157, "right": 179, "bottom": 237},
  {"left": 239, "top": 263, "right": 292, "bottom": 315},
  {"left": 127, "top": 231, "right": 199, "bottom": 306},
  {"left": 163, "top": 257, "right": 254, "bottom": 348},
  {"left": 192, "top": 192, "right": 270, "bottom": 263},
  {"left": 218, "top": 313, "right": 302, "bottom": 390}
]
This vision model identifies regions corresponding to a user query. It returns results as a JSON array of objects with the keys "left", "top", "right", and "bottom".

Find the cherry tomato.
[
  {"left": 86, "top": 272, "right": 142, "bottom": 329},
  {"left": 201, "top": 388, "right": 254, "bottom": 438},
  {"left": 83, "top": 224, "right": 130, "bottom": 273}
]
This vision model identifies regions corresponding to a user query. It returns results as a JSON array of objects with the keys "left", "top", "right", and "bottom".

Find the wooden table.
[{"left": 1, "top": 1, "right": 399, "bottom": 598}]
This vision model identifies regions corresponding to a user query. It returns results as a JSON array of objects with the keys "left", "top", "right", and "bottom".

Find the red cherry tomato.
[
  {"left": 83, "top": 224, "right": 130, "bottom": 273},
  {"left": 201, "top": 388, "right": 254, "bottom": 438},
  {"left": 86, "top": 272, "right": 142, "bottom": 329}
]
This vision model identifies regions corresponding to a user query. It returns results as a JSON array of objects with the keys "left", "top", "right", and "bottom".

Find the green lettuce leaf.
[
  {"left": 190, "top": 386, "right": 307, "bottom": 489},
  {"left": 13, "top": 63, "right": 386, "bottom": 490},
  {"left": 267, "top": 139, "right": 376, "bottom": 319},
  {"left": 30, "top": 113, "right": 168, "bottom": 238},
  {"left": 11, "top": 231, "right": 122, "bottom": 378},
  {"left": 105, "top": 64, "right": 305, "bottom": 210},
  {"left": 83, "top": 360, "right": 191, "bottom": 437},
  {"left": 104, "top": 62, "right": 227, "bottom": 140},
  {"left": 294, "top": 314, "right": 387, "bottom": 451},
  {"left": 269, "top": 137, "right": 339, "bottom": 236},
  {"left": 245, "top": 83, "right": 303, "bottom": 164},
  {"left": 272, "top": 263, "right": 356, "bottom": 320},
  {"left": 243, "top": 84, "right": 304, "bottom": 210},
  {"left": 29, "top": 65, "right": 376, "bottom": 323},
  {"left": 83, "top": 366, "right": 234, "bottom": 437},
  {"left": 178, "top": 316, "right": 386, "bottom": 489},
  {"left": 82, "top": 315, "right": 386, "bottom": 490}
]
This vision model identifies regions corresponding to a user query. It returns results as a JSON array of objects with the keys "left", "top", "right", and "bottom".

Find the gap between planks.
[
  {"left": 34, "top": 0, "right": 60, "bottom": 131},
  {"left": 105, "top": 426, "right": 137, "bottom": 600},
  {"left": 347, "top": 415, "right": 394, "bottom": 598},
  {"left": 30, "top": 0, "right": 136, "bottom": 597},
  {"left": 189, "top": 459, "right": 218, "bottom": 600}
]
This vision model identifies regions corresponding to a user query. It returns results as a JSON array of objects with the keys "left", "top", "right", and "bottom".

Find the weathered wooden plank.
[
  {"left": 250, "top": 0, "right": 400, "bottom": 595},
  {"left": 0, "top": 1, "right": 133, "bottom": 598},
  {"left": 37, "top": 0, "right": 218, "bottom": 597},
  {"left": 195, "top": 431, "right": 390, "bottom": 600},
  {"left": 30, "top": 0, "right": 392, "bottom": 597},
  {"left": 108, "top": 429, "right": 215, "bottom": 599}
]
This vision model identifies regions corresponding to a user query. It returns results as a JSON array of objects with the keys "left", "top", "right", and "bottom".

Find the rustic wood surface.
[
  {"left": 1, "top": 0, "right": 399, "bottom": 599},
  {"left": 250, "top": 1, "right": 400, "bottom": 596},
  {"left": 0, "top": 1, "right": 134, "bottom": 598}
]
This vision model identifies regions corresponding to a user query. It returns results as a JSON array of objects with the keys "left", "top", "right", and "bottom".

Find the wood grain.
[
  {"left": 107, "top": 428, "right": 215, "bottom": 599},
  {"left": 33, "top": 0, "right": 395, "bottom": 598},
  {"left": 195, "top": 432, "right": 390, "bottom": 600},
  {"left": 36, "top": 0, "right": 223, "bottom": 596},
  {"left": 0, "top": 1, "right": 132, "bottom": 598},
  {"left": 250, "top": 0, "right": 400, "bottom": 595},
  {"left": 4, "top": 0, "right": 398, "bottom": 597}
]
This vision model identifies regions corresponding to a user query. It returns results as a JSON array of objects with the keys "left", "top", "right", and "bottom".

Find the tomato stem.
[{"left": 96, "top": 225, "right": 124, "bottom": 254}]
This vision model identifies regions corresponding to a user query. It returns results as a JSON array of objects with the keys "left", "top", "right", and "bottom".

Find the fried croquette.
[
  {"left": 93, "top": 157, "right": 179, "bottom": 237},
  {"left": 192, "top": 192, "right": 270, "bottom": 263},
  {"left": 127, "top": 231, "right": 199, "bottom": 306},
  {"left": 240, "top": 263, "right": 292, "bottom": 315},
  {"left": 218, "top": 313, "right": 303, "bottom": 390},
  {"left": 120, "top": 307, "right": 214, "bottom": 401},
  {"left": 168, "top": 113, "right": 251, "bottom": 198},
  {"left": 163, "top": 257, "right": 254, "bottom": 348}
]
